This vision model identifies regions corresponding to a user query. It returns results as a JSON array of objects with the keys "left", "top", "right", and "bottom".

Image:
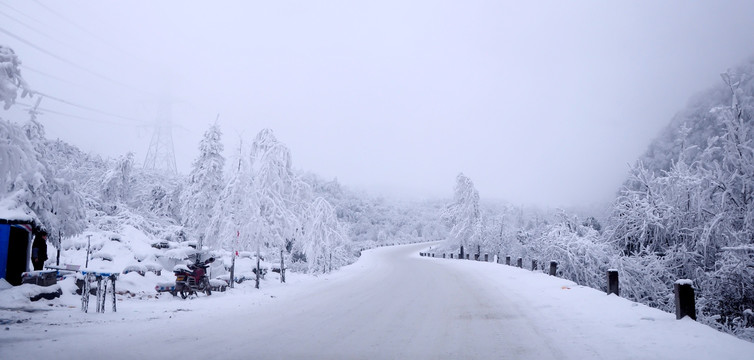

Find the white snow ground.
[{"left": 1, "top": 242, "right": 753, "bottom": 359}]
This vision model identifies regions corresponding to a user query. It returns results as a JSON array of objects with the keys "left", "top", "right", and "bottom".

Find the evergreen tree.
[
  {"left": 441, "top": 173, "right": 482, "bottom": 252},
  {"left": 181, "top": 123, "right": 225, "bottom": 245}
]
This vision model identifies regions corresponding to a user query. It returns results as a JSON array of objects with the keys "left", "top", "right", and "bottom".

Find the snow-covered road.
[{"left": 2, "top": 242, "right": 753, "bottom": 359}]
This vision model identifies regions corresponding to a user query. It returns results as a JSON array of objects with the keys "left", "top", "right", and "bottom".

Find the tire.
[
  {"left": 203, "top": 278, "right": 211, "bottom": 296},
  {"left": 178, "top": 284, "right": 190, "bottom": 299}
]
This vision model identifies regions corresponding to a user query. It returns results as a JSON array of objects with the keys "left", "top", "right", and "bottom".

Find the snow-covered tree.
[
  {"left": 249, "top": 129, "right": 302, "bottom": 251},
  {"left": 181, "top": 123, "right": 225, "bottom": 245},
  {"left": 0, "top": 119, "right": 86, "bottom": 247},
  {"left": 441, "top": 173, "right": 482, "bottom": 252},
  {"left": 301, "top": 197, "right": 351, "bottom": 273},
  {"left": 0, "top": 45, "right": 31, "bottom": 110},
  {"left": 100, "top": 153, "right": 134, "bottom": 206},
  {"left": 207, "top": 145, "right": 258, "bottom": 251}
]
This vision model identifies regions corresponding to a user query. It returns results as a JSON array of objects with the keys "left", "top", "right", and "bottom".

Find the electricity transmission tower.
[{"left": 143, "top": 100, "right": 177, "bottom": 174}]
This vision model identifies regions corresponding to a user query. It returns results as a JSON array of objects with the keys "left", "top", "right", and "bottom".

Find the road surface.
[{"left": 3, "top": 242, "right": 754, "bottom": 359}]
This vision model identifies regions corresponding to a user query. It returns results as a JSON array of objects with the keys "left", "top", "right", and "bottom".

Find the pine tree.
[
  {"left": 181, "top": 124, "right": 225, "bottom": 246},
  {"left": 441, "top": 173, "right": 482, "bottom": 252}
]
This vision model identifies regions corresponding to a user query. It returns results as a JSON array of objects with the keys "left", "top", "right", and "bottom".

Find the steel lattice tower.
[{"left": 143, "top": 100, "right": 177, "bottom": 174}]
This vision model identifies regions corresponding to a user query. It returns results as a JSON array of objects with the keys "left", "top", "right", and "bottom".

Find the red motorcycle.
[{"left": 173, "top": 257, "right": 214, "bottom": 299}]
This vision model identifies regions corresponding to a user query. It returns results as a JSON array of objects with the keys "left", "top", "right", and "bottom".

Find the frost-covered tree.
[
  {"left": 0, "top": 45, "right": 31, "bottom": 110},
  {"left": 441, "top": 173, "right": 482, "bottom": 252},
  {"left": 181, "top": 124, "right": 225, "bottom": 245},
  {"left": 207, "top": 145, "right": 259, "bottom": 251},
  {"left": 249, "top": 129, "right": 302, "bottom": 252},
  {"left": 100, "top": 153, "right": 134, "bottom": 206},
  {"left": 0, "top": 119, "right": 86, "bottom": 247},
  {"left": 300, "top": 197, "right": 351, "bottom": 273}
]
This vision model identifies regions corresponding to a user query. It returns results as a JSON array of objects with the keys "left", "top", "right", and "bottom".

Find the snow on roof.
[{"left": 0, "top": 195, "right": 35, "bottom": 223}]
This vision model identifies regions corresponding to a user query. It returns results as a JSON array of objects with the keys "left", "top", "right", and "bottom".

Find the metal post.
[
  {"left": 607, "top": 269, "right": 619, "bottom": 296},
  {"left": 674, "top": 280, "right": 696, "bottom": 320}
]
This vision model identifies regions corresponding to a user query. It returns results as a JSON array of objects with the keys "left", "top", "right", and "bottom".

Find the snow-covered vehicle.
[{"left": 172, "top": 257, "right": 214, "bottom": 298}]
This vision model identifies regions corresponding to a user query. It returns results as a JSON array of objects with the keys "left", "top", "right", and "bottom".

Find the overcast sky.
[{"left": 2, "top": 1, "right": 754, "bottom": 208}]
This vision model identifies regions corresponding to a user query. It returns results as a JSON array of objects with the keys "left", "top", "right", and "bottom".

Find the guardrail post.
[
  {"left": 443, "top": 253, "right": 446, "bottom": 258},
  {"left": 484, "top": 254, "right": 488, "bottom": 262},
  {"left": 466, "top": 254, "right": 470, "bottom": 260},
  {"left": 549, "top": 261, "right": 557, "bottom": 276},
  {"left": 450, "top": 253, "right": 454, "bottom": 259},
  {"left": 607, "top": 269, "right": 619, "bottom": 296},
  {"left": 460, "top": 246, "right": 465, "bottom": 260},
  {"left": 674, "top": 280, "right": 696, "bottom": 320},
  {"left": 505, "top": 256, "right": 511, "bottom": 265},
  {"left": 531, "top": 260, "right": 537, "bottom": 271},
  {"left": 517, "top": 258, "right": 522, "bottom": 268}
]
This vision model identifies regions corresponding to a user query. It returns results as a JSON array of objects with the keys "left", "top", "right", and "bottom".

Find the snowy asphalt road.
[
  {"left": 1, "top": 243, "right": 562, "bottom": 359},
  {"left": 222, "top": 242, "right": 564, "bottom": 359},
  {"left": 5, "top": 242, "right": 754, "bottom": 359}
]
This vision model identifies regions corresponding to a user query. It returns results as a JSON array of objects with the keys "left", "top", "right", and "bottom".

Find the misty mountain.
[{"left": 636, "top": 56, "right": 754, "bottom": 174}]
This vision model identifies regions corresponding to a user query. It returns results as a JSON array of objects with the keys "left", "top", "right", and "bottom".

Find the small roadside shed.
[{"left": 0, "top": 212, "right": 43, "bottom": 286}]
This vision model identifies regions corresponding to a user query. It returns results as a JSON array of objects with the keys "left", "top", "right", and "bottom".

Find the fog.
[{"left": 2, "top": 0, "right": 754, "bottom": 207}]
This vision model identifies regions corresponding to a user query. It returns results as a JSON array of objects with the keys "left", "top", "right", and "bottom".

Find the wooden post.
[
  {"left": 443, "top": 253, "right": 446, "bottom": 258},
  {"left": 466, "top": 254, "right": 470, "bottom": 260},
  {"left": 230, "top": 250, "right": 236, "bottom": 289},
  {"left": 484, "top": 254, "right": 489, "bottom": 262},
  {"left": 255, "top": 256, "right": 260, "bottom": 289},
  {"left": 280, "top": 249, "right": 285, "bottom": 283},
  {"left": 460, "top": 245, "right": 465, "bottom": 260},
  {"left": 85, "top": 235, "right": 91, "bottom": 268},
  {"left": 607, "top": 269, "right": 619, "bottom": 296},
  {"left": 531, "top": 260, "right": 537, "bottom": 271},
  {"left": 505, "top": 256, "right": 511, "bottom": 265},
  {"left": 674, "top": 280, "right": 696, "bottom": 320},
  {"left": 475, "top": 253, "right": 480, "bottom": 261},
  {"left": 450, "top": 253, "right": 454, "bottom": 259},
  {"left": 111, "top": 275, "right": 117, "bottom": 312},
  {"left": 56, "top": 231, "right": 61, "bottom": 266},
  {"left": 549, "top": 261, "right": 558, "bottom": 276},
  {"left": 516, "top": 258, "right": 522, "bottom": 268}
]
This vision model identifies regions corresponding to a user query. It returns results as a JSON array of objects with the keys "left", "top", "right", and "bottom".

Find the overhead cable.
[
  {"left": 16, "top": 102, "right": 140, "bottom": 127},
  {"left": 0, "top": 26, "right": 150, "bottom": 96},
  {"left": 33, "top": 91, "right": 146, "bottom": 124}
]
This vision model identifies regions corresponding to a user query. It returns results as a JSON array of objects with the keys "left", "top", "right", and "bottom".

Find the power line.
[
  {"left": 0, "top": 8, "right": 127, "bottom": 73},
  {"left": 16, "top": 102, "right": 140, "bottom": 127},
  {"left": 21, "top": 65, "right": 97, "bottom": 92},
  {"left": 33, "top": 91, "right": 146, "bottom": 124},
  {"left": 30, "top": 0, "right": 154, "bottom": 68},
  {"left": 0, "top": 1, "right": 47, "bottom": 28},
  {"left": 0, "top": 26, "right": 151, "bottom": 96}
]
